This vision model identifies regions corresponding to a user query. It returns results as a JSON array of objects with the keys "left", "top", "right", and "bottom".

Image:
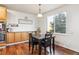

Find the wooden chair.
[
  {"left": 39, "top": 33, "right": 52, "bottom": 55},
  {"left": 29, "top": 33, "right": 39, "bottom": 54}
]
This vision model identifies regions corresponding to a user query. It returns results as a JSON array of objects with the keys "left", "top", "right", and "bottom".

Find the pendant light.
[{"left": 37, "top": 4, "right": 43, "bottom": 18}]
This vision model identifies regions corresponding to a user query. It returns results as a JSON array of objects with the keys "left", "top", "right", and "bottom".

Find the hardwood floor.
[
  {"left": 0, "top": 43, "right": 28, "bottom": 55},
  {"left": 0, "top": 43, "right": 42, "bottom": 55},
  {"left": 0, "top": 43, "right": 78, "bottom": 55},
  {"left": 55, "top": 45, "right": 78, "bottom": 55}
]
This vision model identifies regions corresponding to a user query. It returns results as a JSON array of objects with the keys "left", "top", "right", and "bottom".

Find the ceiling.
[{"left": 4, "top": 4, "right": 63, "bottom": 14}]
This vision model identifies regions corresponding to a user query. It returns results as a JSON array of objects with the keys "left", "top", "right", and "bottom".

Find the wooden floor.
[
  {"left": 0, "top": 43, "right": 43, "bottom": 55},
  {"left": 0, "top": 43, "right": 78, "bottom": 55},
  {"left": 55, "top": 45, "right": 78, "bottom": 55}
]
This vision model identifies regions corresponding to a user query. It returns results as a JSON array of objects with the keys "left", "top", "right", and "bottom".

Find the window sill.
[{"left": 53, "top": 33, "right": 72, "bottom": 36}]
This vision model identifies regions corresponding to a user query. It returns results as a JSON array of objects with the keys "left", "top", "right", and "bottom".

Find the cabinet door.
[
  {"left": 7, "top": 32, "right": 15, "bottom": 43},
  {"left": 21, "top": 32, "right": 29, "bottom": 41},
  {"left": 15, "top": 32, "right": 21, "bottom": 42},
  {"left": 0, "top": 6, "right": 7, "bottom": 20}
]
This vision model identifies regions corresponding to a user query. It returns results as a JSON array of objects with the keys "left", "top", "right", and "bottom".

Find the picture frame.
[
  {"left": 18, "top": 19, "right": 33, "bottom": 24},
  {"left": 18, "top": 16, "right": 33, "bottom": 24}
]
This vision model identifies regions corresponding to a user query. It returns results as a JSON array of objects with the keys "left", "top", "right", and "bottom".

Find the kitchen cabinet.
[
  {"left": 7, "top": 32, "right": 29, "bottom": 43},
  {"left": 15, "top": 32, "right": 21, "bottom": 42},
  {"left": 21, "top": 32, "right": 29, "bottom": 41},
  {"left": 0, "top": 6, "right": 7, "bottom": 20},
  {"left": 7, "top": 32, "right": 15, "bottom": 43}
]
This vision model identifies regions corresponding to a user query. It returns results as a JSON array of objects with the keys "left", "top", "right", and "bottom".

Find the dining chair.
[
  {"left": 45, "top": 32, "right": 55, "bottom": 55},
  {"left": 29, "top": 33, "right": 39, "bottom": 54},
  {"left": 39, "top": 33, "right": 52, "bottom": 55}
]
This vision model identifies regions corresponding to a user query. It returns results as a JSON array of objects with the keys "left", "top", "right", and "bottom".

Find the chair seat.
[
  {"left": 40, "top": 38, "right": 51, "bottom": 47},
  {"left": 29, "top": 37, "right": 39, "bottom": 45}
]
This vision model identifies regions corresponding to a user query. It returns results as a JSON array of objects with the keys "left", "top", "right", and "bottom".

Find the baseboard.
[{"left": 55, "top": 44, "right": 79, "bottom": 55}]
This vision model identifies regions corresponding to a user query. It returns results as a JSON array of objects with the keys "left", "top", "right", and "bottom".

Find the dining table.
[{"left": 33, "top": 34, "right": 55, "bottom": 55}]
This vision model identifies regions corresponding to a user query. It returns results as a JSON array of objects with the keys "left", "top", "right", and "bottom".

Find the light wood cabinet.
[
  {"left": 15, "top": 32, "right": 21, "bottom": 42},
  {"left": 21, "top": 32, "right": 29, "bottom": 41},
  {"left": 7, "top": 32, "right": 29, "bottom": 43},
  {"left": 7, "top": 32, "right": 15, "bottom": 43},
  {"left": 0, "top": 6, "right": 7, "bottom": 20}
]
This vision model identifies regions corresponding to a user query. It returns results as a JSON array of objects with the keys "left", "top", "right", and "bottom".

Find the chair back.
[
  {"left": 40, "top": 33, "right": 52, "bottom": 47},
  {"left": 45, "top": 32, "right": 52, "bottom": 39},
  {"left": 29, "top": 33, "right": 38, "bottom": 45}
]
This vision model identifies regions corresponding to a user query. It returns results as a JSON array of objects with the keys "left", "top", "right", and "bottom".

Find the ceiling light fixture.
[{"left": 37, "top": 4, "right": 43, "bottom": 18}]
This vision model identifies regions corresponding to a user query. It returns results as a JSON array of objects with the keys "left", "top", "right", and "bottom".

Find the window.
[
  {"left": 47, "top": 12, "right": 67, "bottom": 33},
  {"left": 47, "top": 16, "right": 54, "bottom": 33}
]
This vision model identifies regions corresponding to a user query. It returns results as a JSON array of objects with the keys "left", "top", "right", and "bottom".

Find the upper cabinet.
[{"left": 0, "top": 6, "right": 7, "bottom": 20}]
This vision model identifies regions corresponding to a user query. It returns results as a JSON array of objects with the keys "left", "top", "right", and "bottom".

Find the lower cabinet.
[
  {"left": 7, "top": 32, "right": 29, "bottom": 43},
  {"left": 21, "top": 32, "right": 29, "bottom": 41},
  {"left": 15, "top": 32, "right": 21, "bottom": 42},
  {"left": 7, "top": 32, "right": 15, "bottom": 43}
]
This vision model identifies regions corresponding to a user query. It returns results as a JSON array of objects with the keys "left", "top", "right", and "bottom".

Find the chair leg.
[
  {"left": 29, "top": 42, "right": 31, "bottom": 54},
  {"left": 35, "top": 45, "right": 38, "bottom": 50},
  {"left": 45, "top": 47, "right": 46, "bottom": 55},
  {"left": 39, "top": 45, "right": 41, "bottom": 55},
  {"left": 29, "top": 40, "right": 31, "bottom": 52},
  {"left": 44, "top": 47, "right": 46, "bottom": 55},
  {"left": 32, "top": 45, "right": 34, "bottom": 54},
  {"left": 29, "top": 44, "right": 30, "bottom": 52},
  {"left": 50, "top": 40, "right": 52, "bottom": 55},
  {"left": 53, "top": 37, "right": 55, "bottom": 55},
  {"left": 50, "top": 46, "right": 52, "bottom": 54}
]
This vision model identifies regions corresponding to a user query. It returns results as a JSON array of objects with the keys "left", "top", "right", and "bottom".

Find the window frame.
[{"left": 47, "top": 12, "right": 67, "bottom": 34}]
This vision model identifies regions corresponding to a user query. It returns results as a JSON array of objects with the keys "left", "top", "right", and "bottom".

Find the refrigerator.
[{"left": 0, "top": 22, "right": 5, "bottom": 42}]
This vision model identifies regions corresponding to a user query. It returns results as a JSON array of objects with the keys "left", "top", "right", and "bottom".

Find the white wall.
[
  {"left": 7, "top": 9, "right": 37, "bottom": 32},
  {"left": 39, "top": 4, "right": 79, "bottom": 52}
]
